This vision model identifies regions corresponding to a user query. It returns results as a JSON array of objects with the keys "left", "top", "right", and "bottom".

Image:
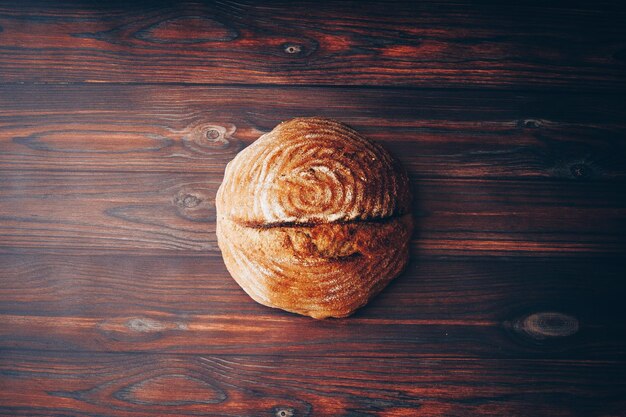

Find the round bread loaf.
[{"left": 216, "top": 117, "right": 413, "bottom": 319}]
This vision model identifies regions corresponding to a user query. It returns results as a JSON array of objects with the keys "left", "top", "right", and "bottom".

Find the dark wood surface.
[
  {"left": 1, "top": 1, "right": 625, "bottom": 91},
  {"left": 1, "top": 1, "right": 625, "bottom": 416}
]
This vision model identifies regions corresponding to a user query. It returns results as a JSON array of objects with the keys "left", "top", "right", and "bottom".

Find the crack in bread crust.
[{"left": 235, "top": 211, "right": 409, "bottom": 229}]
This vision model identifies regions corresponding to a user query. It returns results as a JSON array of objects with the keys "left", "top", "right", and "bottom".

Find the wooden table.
[{"left": 1, "top": 1, "right": 625, "bottom": 416}]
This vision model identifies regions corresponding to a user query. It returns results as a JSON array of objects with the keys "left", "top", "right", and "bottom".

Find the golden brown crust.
[{"left": 216, "top": 117, "right": 412, "bottom": 319}]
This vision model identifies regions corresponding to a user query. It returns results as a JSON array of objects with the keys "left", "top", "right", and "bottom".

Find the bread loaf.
[{"left": 216, "top": 117, "right": 412, "bottom": 319}]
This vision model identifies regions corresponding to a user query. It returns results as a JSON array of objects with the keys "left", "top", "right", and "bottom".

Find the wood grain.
[
  {"left": 1, "top": 85, "right": 625, "bottom": 180},
  {"left": 2, "top": 310, "right": 621, "bottom": 358},
  {"left": 1, "top": 254, "right": 624, "bottom": 357},
  {"left": 1, "top": 254, "right": 623, "bottom": 323},
  {"left": 0, "top": 1, "right": 625, "bottom": 90},
  {"left": 2, "top": 1, "right": 626, "bottom": 415},
  {"left": 0, "top": 351, "right": 626, "bottom": 417},
  {"left": 1, "top": 351, "right": 625, "bottom": 417},
  {"left": 1, "top": 171, "right": 624, "bottom": 256}
]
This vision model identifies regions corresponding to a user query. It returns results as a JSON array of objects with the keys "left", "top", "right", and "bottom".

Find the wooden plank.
[
  {"left": 1, "top": 85, "right": 625, "bottom": 180},
  {"left": 2, "top": 252, "right": 624, "bottom": 322},
  {"left": 1, "top": 351, "right": 624, "bottom": 417},
  {"left": 0, "top": 1, "right": 625, "bottom": 90},
  {"left": 1, "top": 171, "right": 624, "bottom": 256},
  {"left": 2, "top": 254, "right": 622, "bottom": 322},
  {"left": 1, "top": 254, "right": 624, "bottom": 357}
]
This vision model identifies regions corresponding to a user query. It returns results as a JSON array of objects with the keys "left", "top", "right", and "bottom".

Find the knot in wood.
[
  {"left": 126, "top": 317, "right": 166, "bottom": 333},
  {"left": 275, "top": 407, "right": 294, "bottom": 417},
  {"left": 283, "top": 43, "right": 302, "bottom": 54},
  {"left": 515, "top": 311, "right": 579, "bottom": 340},
  {"left": 518, "top": 119, "right": 542, "bottom": 129},
  {"left": 206, "top": 128, "right": 221, "bottom": 141},
  {"left": 183, "top": 124, "right": 235, "bottom": 154},
  {"left": 199, "top": 126, "right": 229, "bottom": 147},
  {"left": 570, "top": 163, "right": 592, "bottom": 179},
  {"left": 175, "top": 193, "right": 202, "bottom": 208}
]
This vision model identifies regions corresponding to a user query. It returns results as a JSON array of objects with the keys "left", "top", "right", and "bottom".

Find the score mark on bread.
[{"left": 216, "top": 117, "right": 412, "bottom": 319}]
